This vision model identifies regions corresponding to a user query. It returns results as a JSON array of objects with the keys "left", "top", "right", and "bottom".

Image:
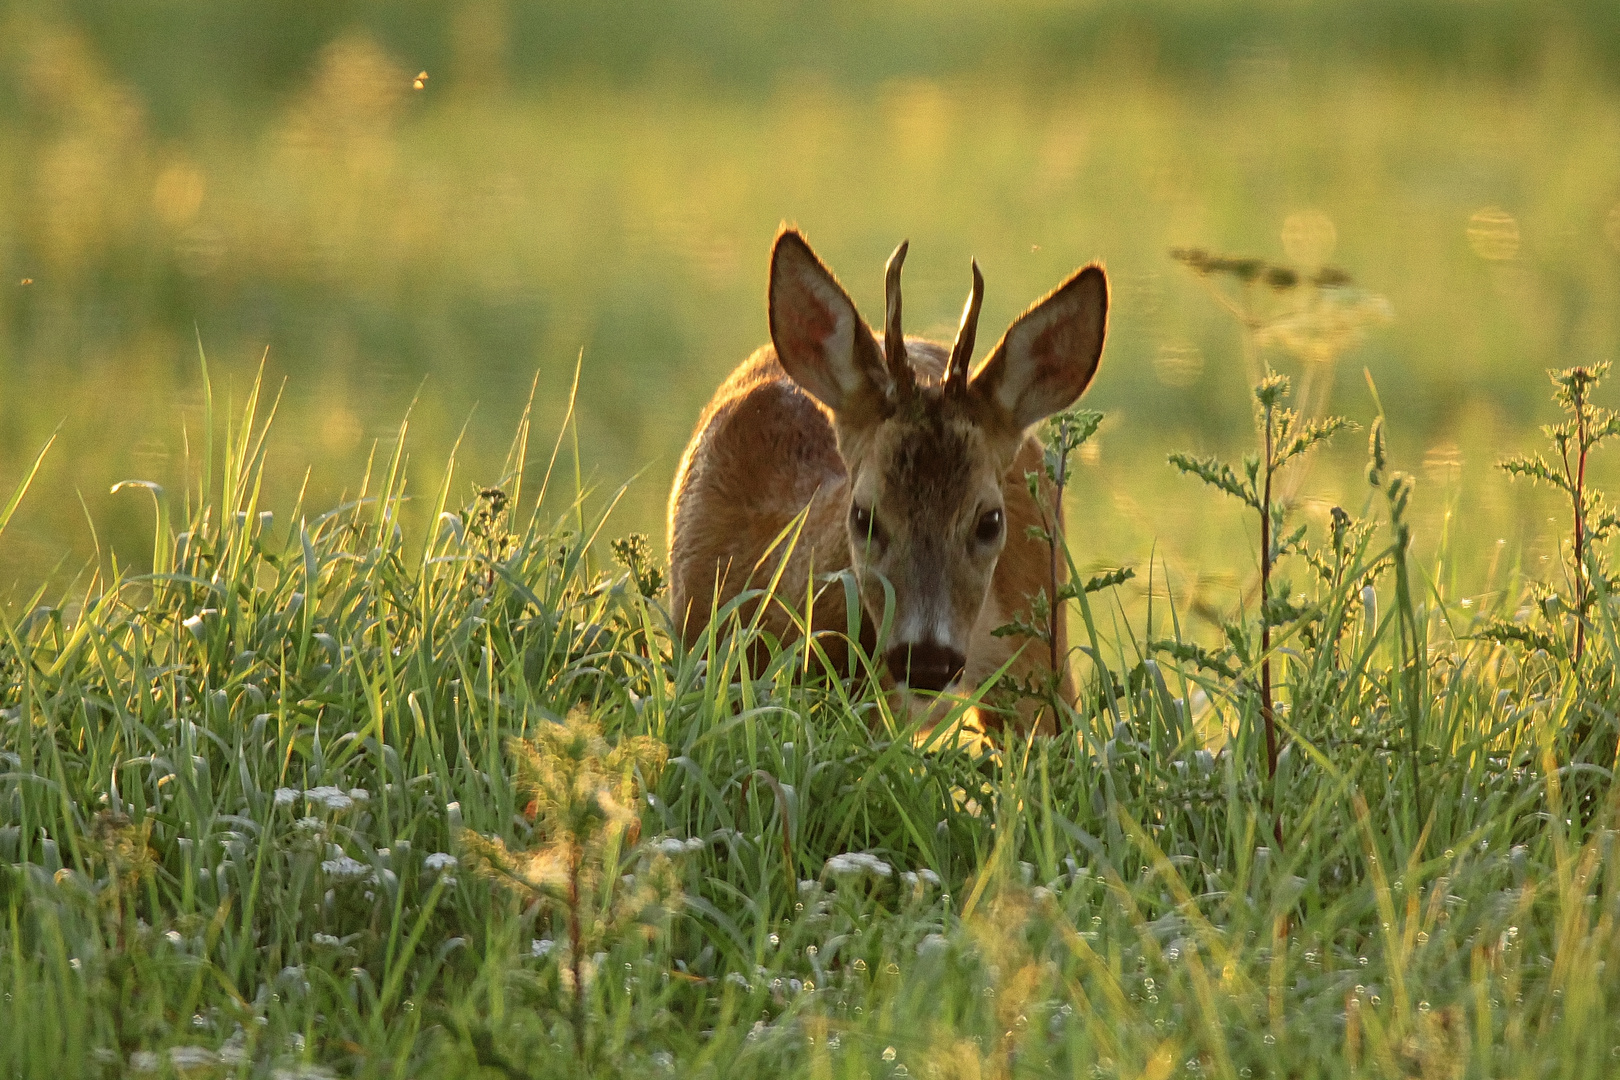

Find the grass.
[{"left": 4, "top": 351, "right": 1620, "bottom": 1079}]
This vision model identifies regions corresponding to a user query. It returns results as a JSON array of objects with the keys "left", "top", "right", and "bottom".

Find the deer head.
[{"left": 767, "top": 228, "right": 1108, "bottom": 694}]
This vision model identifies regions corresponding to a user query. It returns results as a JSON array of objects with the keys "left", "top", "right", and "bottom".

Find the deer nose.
[{"left": 886, "top": 641, "right": 965, "bottom": 693}]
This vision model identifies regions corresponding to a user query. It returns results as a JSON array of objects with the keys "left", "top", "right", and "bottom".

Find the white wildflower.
[
  {"left": 900, "top": 868, "right": 942, "bottom": 891},
  {"left": 320, "top": 855, "right": 369, "bottom": 881},
  {"left": 272, "top": 1065, "right": 334, "bottom": 1080},
  {"left": 273, "top": 788, "right": 299, "bottom": 808},
  {"left": 131, "top": 1050, "right": 160, "bottom": 1072},
  {"left": 532, "top": 938, "right": 555, "bottom": 958},
  {"left": 424, "top": 852, "right": 458, "bottom": 873},
  {"left": 824, "top": 852, "right": 892, "bottom": 881},
  {"left": 347, "top": 787, "right": 370, "bottom": 804},
  {"left": 653, "top": 838, "right": 688, "bottom": 857},
  {"left": 168, "top": 1046, "right": 218, "bottom": 1069},
  {"left": 312, "top": 933, "right": 342, "bottom": 946},
  {"left": 219, "top": 1027, "right": 249, "bottom": 1066},
  {"left": 304, "top": 786, "right": 353, "bottom": 813}
]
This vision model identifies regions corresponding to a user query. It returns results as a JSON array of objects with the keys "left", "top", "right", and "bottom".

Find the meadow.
[
  {"left": 6, "top": 2, "right": 1620, "bottom": 1076},
  {"left": 4, "top": 356, "right": 1620, "bottom": 1078}
]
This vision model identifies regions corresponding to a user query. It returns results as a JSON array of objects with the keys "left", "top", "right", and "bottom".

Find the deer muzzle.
[{"left": 886, "top": 640, "right": 966, "bottom": 693}]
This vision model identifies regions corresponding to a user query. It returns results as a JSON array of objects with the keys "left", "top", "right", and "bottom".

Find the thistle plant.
[
  {"left": 1492, "top": 363, "right": 1620, "bottom": 666},
  {"left": 1169, "top": 374, "right": 1350, "bottom": 781},
  {"left": 461, "top": 708, "right": 676, "bottom": 1063}
]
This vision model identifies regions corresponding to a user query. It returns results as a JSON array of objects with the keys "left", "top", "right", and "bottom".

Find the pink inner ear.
[
  {"left": 775, "top": 280, "right": 835, "bottom": 361},
  {"left": 1029, "top": 317, "right": 1077, "bottom": 378}
]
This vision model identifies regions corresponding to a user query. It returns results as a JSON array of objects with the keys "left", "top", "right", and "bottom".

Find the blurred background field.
[{"left": 3, "top": 0, "right": 1620, "bottom": 627}]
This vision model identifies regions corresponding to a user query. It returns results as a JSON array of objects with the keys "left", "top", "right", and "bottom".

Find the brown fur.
[{"left": 667, "top": 229, "right": 1107, "bottom": 732}]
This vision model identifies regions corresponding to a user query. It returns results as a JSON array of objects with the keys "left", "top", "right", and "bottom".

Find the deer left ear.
[{"left": 970, "top": 265, "right": 1107, "bottom": 432}]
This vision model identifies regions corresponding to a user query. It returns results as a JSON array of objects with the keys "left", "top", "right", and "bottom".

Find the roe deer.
[{"left": 667, "top": 227, "right": 1107, "bottom": 731}]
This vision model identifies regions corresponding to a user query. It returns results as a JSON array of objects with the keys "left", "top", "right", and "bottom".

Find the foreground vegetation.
[{"left": 3, "top": 353, "right": 1620, "bottom": 1080}]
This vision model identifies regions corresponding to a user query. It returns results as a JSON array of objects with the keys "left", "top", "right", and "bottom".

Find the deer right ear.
[
  {"left": 969, "top": 264, "right": 1108, "bottom": 435},
  {"left": 769, "top": 229, "right": 889, "bottom": 419}
]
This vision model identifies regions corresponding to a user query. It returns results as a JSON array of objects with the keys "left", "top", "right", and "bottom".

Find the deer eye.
[
  {"left": 849, "top": 504, "right": 885, "bottom": 547},
  {"left": 975, "top": 508, "right": 1004, "bottom": 544}
]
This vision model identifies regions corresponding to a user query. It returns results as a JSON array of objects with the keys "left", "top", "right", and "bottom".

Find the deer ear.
[
  {"left": 769, "top": 228, "right": 889, "bottom": 418},
  {"left": 970, "top": 264, "right": 1107, "bottom": 432}
]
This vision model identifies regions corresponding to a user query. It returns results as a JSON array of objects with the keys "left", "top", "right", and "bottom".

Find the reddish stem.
[{"left": 1574, "top": 382, "right": 1588, "bottom": 666}]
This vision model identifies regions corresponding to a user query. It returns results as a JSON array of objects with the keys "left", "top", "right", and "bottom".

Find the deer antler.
[
  {"left": 946, "top": 260, "right": 984, "bottom": 395},
  {"left": 884, "top": 239, "right": 913, "bottom": 396}
]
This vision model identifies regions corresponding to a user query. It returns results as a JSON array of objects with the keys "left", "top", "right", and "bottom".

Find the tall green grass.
[{"left": 3, "top": 351, "right": 1620, "bottom": 1077}]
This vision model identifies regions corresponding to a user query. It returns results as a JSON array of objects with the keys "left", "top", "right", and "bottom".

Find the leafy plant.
[
  {"left": 992, "top": 406, "right": 1135, "bottom": 722},
  {"left": 1490, "top": 363, "right": 1620, "bottom": 666},
  {"left": 461, "top": 708, "right": 676, "bottom": 1064},
  {"left": 1169, "top": 373, "right": 1350, "bottom": 780}
]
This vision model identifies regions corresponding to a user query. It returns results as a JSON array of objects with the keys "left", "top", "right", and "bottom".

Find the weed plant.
[{"left": 2, "top": 345, "right": 1620, "bottom": 1079}]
